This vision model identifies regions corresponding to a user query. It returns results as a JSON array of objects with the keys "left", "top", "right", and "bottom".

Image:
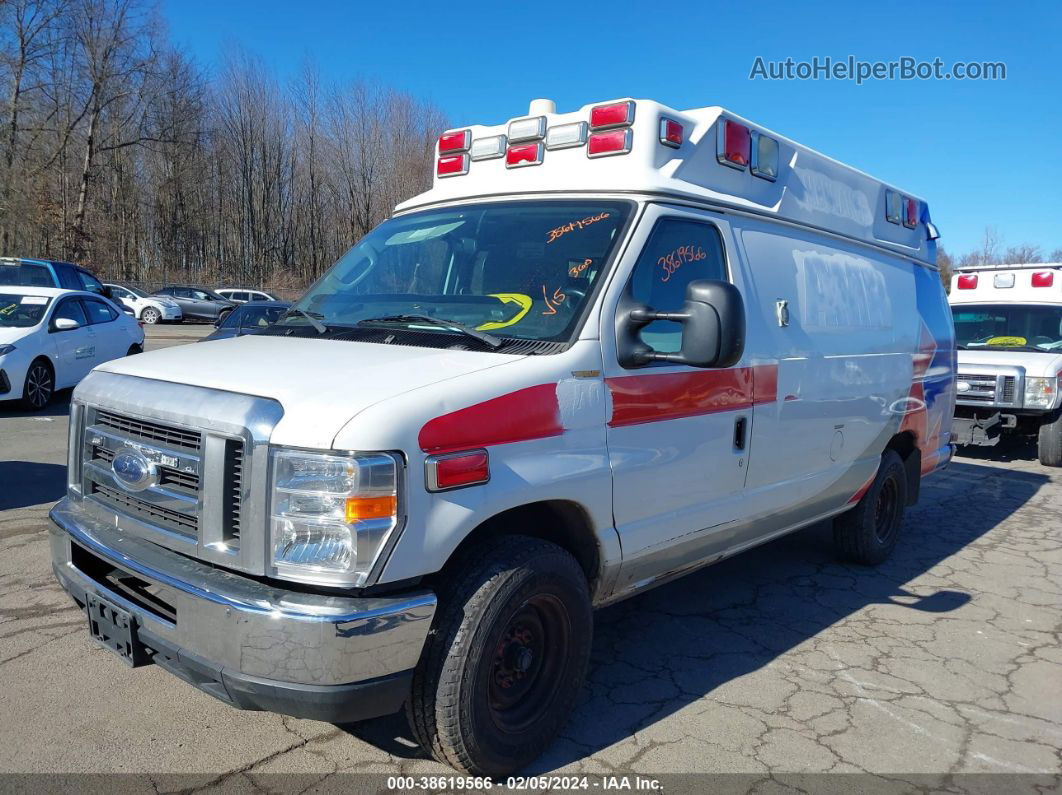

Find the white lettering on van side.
[
  {"left": 792, "top": 165, "right": 874, "bottom": 227},
  {"left": 795, "top": 249, "right": 892, "bottom": 330}
]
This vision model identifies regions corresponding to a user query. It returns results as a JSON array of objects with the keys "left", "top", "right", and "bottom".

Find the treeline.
[
  {"left": 938, "top": 228, "right": 1061, "bottom": 285},
  {"left": 0, "top": 0, "right": 446, "bottom": 288}
]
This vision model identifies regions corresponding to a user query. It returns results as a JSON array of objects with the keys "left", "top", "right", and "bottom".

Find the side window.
[
  {"left": 218, "top": 309, "right": 240, "bottom": 328},
  {"left": 158, "top": 286, "right": 174, "bottom": 296},
  {"left": 77, "top": 270, "right": 105, "bottom": 295},
  {"left": 52, "top": 298, "right": 89, "bottom": 328},
  {"left": 173, "top": 287, "right": 190, "bottom": 298},
  {"left": 83, "top": 298, "right": 118, "bottom": 324},
  {"left": 626, "top": 219, "right": 728, "bottom": 353},
  {"left": 55, "top": 264, "right": 81, "bottom": 290}
]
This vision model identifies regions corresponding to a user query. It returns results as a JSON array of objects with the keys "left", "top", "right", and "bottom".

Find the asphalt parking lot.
[{"left": 0, "top": 324, "right": 1059, "bottom": 790}]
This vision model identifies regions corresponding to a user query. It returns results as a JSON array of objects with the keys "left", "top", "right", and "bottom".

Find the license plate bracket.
[{"left": 87, "top": 592, "right": 150, "bottom": 667}]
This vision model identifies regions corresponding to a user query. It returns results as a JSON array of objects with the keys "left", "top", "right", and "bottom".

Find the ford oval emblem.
[{"left": 111, "top": 449, "right": 157, "bottom": 492}]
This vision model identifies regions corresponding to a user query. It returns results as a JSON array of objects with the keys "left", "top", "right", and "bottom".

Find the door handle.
[{"left": 733, "top": 416, "right": 747, "bottom": 451}]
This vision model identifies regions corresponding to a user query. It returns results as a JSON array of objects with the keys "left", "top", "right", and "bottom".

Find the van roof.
[
  {"left": 396, "top": 98, "right": 937, "bottom": 266},
  {"left": 950, "top": 263, "right": 1062, "bottom": 304}
]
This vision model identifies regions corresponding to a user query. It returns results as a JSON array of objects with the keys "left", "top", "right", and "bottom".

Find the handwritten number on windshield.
[{"left": 541, "top": 285, "right": 567, "bottom": 315}]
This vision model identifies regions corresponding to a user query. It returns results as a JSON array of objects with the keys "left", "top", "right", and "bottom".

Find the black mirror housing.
[{"left": 617, "top": 279, "right": 745, "bottom": 369}]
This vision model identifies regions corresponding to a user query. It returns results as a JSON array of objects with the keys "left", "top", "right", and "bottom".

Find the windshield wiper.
[
  {"left": 278, "top": 307, "right": 327, "bottom": 335},
  {"left": 357, "top": 314, "right": 502, "bottom": 349}
]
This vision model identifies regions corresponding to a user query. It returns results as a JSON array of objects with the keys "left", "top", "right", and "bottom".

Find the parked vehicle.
[
  {"left": 49, "top": 98, "right": 955, "bottom": 776},
  {"left": 215, "top": 287, "right": 280, "bottom": 303},
  {"left": 200, "top": 300, "right": 290, "bottom": 342},
  {"left": 949, "top": 263, "right": 1062, "bottom": 465},
  {"left": 105, "top": 283, "right": 182, "bottom": 324},
  {"left": 152, "top": 285, "right": 235, "bottom": 322},
  {"left": 0, "top": 257, "right": 110, "bottom": 298},
  {"left": 0, "top": 287, "right": 144, "bottom": 410}
]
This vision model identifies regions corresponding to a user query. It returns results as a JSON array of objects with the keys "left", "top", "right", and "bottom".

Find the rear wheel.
[
  {"left": 140, "top": 306, "right": 160, "bottom": 324},
  {"left": 407, "top": 536, "right": 592, "bottom": 777},
  {"left": 1037, "top": 412, "right": 1062, "bottom": 466},
  {"left": 833, "top": 449, "right": 908, "bottom": 565},
  {"left": 21, "top": 358, "right": 54, "bottom": 411}
]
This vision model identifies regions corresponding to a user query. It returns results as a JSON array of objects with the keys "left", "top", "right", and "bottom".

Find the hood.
[
  {"left": 96, "top": 334, "right": 522, "bottom": 448},
  {"left": 0, "top": 325, "right": 33, "bottom": 345},
  {"left": 957, "top": 348, "right": 1062, "bottom": 377}
]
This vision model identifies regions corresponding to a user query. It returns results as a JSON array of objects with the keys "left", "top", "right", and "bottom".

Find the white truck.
[
  {"left": 949, "top": 263, "right": 1062, "bottom": 464},
  {"left": 49, "top": 97, "right": 955, "bottom": 776}
]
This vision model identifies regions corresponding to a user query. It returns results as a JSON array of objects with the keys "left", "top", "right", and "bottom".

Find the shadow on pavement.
[
  {"left": 0, "top": 460, "right": 68, "bottom": 509},
  {"left": 0, "top": 389, "right": 72, "bottom": 419},
  {"left": 954, "top": 435, "right": 1040, "bottom": 465},
  {"left": 340, "top": 458, "right": 1048, "bottom": 771}
]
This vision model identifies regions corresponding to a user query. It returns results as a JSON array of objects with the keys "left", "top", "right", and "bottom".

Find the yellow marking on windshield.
[
  {"left": 0, "top": 303, "right": 16, "bottom": 315},
  {"left": 986, "top": 336, "right": 1027, "bottom": 346},
  {"left": 477, "top": 293, "right": 532, "bottom": 331}
]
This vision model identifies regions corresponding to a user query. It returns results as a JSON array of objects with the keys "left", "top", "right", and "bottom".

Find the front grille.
[
  {"left": 223, "top": 440, "right": 244, "bottom": 543},
  {"left": 957, "top": 373, "right": 997, "bottom": 403},
  {"left": 90, "top": 482, "right": 198, "bottom": 538},
  {"left": 1001, "top": 376, "right": 1016, "bottom": 403},
  {"left": 95, "top": 409, "right": 201, "bottom": 451},
  {"left": 91, "top": 444, "right": 199, "bottom": 495}
]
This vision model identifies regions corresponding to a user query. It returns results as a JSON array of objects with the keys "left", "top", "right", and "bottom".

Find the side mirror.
[
  {"left": 53, "top": 317, "right": 80, "bottom": 332},
  {"left": 616, "top": 280, "right": 745, "bottom": 369}
]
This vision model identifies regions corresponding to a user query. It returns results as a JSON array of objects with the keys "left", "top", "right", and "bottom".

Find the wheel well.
[
  {"left": 29, "top": 355, "right": 53, "bottom": 374},
  {"left": 441, "top": 501, "right": 601, "bottom": 590},
  {"left": 885, "top": 432, "right": 921, "bottom": 505}
]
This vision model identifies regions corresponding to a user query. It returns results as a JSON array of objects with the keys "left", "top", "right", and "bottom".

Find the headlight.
[
  {"left": 0, "top": 344, "right": 14, "bottom": 356},
  {"left": 1024, "top": 377, "right": 1057, "bottom": 409},
  {"left": 269, "top": 449, "right": 399, "bottom": 587}
]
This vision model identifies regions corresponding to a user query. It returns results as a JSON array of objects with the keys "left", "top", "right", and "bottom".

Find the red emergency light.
[
  {"left": 506, "top": 142, "right": 543, "bottom": 168},
  {"left": 659, "top": 118, "right": 683, "bottom": 148},
  {"left": 438, "top": 130, "right": 471, "bottom": 154},
  {"left": 717, "top": 119, "right": 750, "bottom": 169},
  {"left": 904, "top": 197, "right": 918, "bottom": 228},
  {"left": 956, "top": 274, "right": 978, "bottom": 290},
  {"left": 1033, "top": 271, "right": 1055, "bottom": 288},
  {"left": 436, "top": 154, "right": 468, "bottom": 178},
  {"left": 426, "top": 450, "right": 490, "bottom": 491},
  {"left": 588, "top": 129, "right": 632, "bottom": 158},
  {"left": 590, "top": 101, "right": 635, "bottom": 130}
]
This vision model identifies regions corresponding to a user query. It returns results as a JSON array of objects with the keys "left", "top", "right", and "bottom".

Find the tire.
[
  {"left": 407, "top": 535, "right": 592, "bottom": 778},
  {"left": 1037, "top": 412, "right": 1062, "bottom": 466},
  {"left": 833, "top": 449, "right": 907, "bottom": 565},
  {"left": 21, "top": 358, "right": 54, "bottom": 411},
  {"left": 141, "top": 306, "right": 160, "bottom": 324}
]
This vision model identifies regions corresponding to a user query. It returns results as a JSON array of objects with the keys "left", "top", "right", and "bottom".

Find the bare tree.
[{"left": 1003, "top": 243, "right": 1043, "bottom": 265}]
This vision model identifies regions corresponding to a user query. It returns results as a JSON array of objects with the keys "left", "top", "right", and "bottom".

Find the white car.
[
  {"left": 104, "top": 283, "right": 182, "bottom": 324},
  {"left": 0, "top": 287, "right": 144, "bottom": 410},
  {"left": 215, "top": 288, "right": 279, "bottom": 303}
]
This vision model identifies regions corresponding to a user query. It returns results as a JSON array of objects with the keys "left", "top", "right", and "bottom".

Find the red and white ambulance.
[
  {"left": 50, "top": 97, "right": 955, "bottom": 775},
  {"left": 950, "top": 263, "right": 1062, "bottom": 463}
]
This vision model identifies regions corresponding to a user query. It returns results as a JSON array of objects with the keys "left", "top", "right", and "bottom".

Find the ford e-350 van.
[{"left": 49, "top": 98, "right": 956, "bottom": 776}]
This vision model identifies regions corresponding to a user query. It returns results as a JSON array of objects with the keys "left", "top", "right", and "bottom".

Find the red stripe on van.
[
  {"left": 418, "top": 383, "right": 563, "bottom": 454},
  {"left": 606, "top": 364, "right": 778, "bottom": 427}
]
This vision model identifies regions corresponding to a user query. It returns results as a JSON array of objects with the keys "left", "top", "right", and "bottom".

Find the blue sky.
[{"left": 162, "top": 0, "right": 1061, "bottom": 259}]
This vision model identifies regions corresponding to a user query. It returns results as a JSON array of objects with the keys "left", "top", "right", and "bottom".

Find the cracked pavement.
[{"left": 0, "top": 325, "right": 1059, "bottom": 789}]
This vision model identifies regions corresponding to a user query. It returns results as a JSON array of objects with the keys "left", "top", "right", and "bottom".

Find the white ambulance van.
[
  {"left": 49, "top": 98, "right": 955, "bottom": 776},
  {"left": 950, "top": 263, "right": 1062, "bottom": 464}
]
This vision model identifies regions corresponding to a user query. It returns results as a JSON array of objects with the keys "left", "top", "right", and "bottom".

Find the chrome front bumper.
[{"left": 50, "top": 496, "right": 436, "bottom": 721}]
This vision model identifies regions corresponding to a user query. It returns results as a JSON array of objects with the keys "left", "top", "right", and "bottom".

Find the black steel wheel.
[
  {"left": 21, "top": 359, "right": 54, "bottom": 411},
  {"left": 834, "top": 449, "right": 908, "bottom": 565},
  {"left": 407, "top": 535, "right": 592, "bottom": 777}
]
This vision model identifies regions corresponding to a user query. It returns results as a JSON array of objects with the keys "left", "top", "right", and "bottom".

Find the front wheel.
[
  {"left": 21, "top": 358, "right": 54, "bottom": 411},
  {"left": 833, "top": 449, "right": 908, "bottom": 565},
  {"left": 407, "top": 536, "right": 592, "bottom": 777},
  {"left": 140, "top": 307, "right": 160, "bottom": 324},
  {"left": 1037, "top": 412, "right": 1062, "bottom": 466}
]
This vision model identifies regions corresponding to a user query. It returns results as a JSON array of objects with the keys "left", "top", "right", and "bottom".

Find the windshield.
[
  {"left": 126, "top": 286, "right": 149, "bottom": 298},
  {"left": 0, "top": 293, "right": 51, "bottom": 327},
  {"left": 284, "top": 200, "right": 633, "bottom": 343},
  {"left": 221, "top": 304, "right": 288, "bottom": 330},
  {"left": 0, "top": 261, "right": 53, "bottom": 287},
  {"left": 953, "top": 303, "right": 1062, "bottom": 351}
]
